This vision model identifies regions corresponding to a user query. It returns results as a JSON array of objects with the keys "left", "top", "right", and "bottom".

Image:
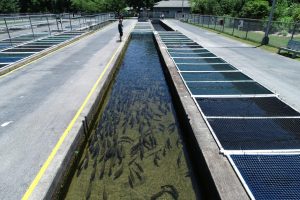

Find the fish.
[
  {"left": 128, "top": 157, "right": 137, "bottom": 166},
  {"left": 161, "top": 185, "right": 179, "bottom": 200},
  {"left": 92, "top": 143, "right": 100, "bottom": 158},
  {"left": 132, "top": 168, "right": 142, "bottom": 181},
  {"left": 177, "top": 151, "right": 183, "bottom": 168},
  {"left": 113, "top": 163, "right": 124, "bottom": 180},
  {"left": 129, "top": 168, "right": 135, "bottom": 183},
  {"left": 83, "top": 152, "right": 89, "bottom": 169},
  {"left": 166, "top": 138, "right": 172, "bottom": 150},
  {"left": 90, "top": 168, "right": 96, "bottom": 182},
  {"left": 162, "top": 148, "right": 166, "bottom": 157},
  {"left": 176, "top": 138, "right": 181, "bottom": 148},
  {"left": 128, "top": 175, "right": 134, "bottom": 188},
  {"left": 103, "top": 186, "right": 108, "bottom": 200},
  {"left": 150, "top": 190, "right": 165, "bottom": 200},
  {"left": 86, "top": 182, "right": 92, "bottom": 200},
  {"left": 120, "top": 136, "right": 134, "bottom": 143},
  {"left": 134, "top": 162, "right": 144, "bottom": 173},
  {"left": 99, "top": 162, "right": 105, "bottom": 180},
  {"left": 93, "top": 159, "right": 97, "bottom": 168},
  {"left": 154, "top": 157, "right": 159, "bottom": 167}
]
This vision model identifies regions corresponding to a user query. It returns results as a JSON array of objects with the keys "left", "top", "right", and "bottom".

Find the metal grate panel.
[
  {"left": 230, "top": 154, "right": 300, "bottom": 200},
  {"left": 177, "top": 63, "right": 237, "bottom": 71},
  {"left": 186, "top": 82, "right": 272, "bottom": 95},
  {"left": 168, "top": 49, "right": 209, "bottom": 53},
  {"left": 208, "top": 118, "right": 300, "bottom": 150},
  {"left": 182, "top": 72, "right": 251, "bottom": 81},
  {"left": 170, "top": 52, "right": 217, "bottom": 58},
  {"left": 197, "top": 97, "right": 300, "bottom": 117},
  {"left": 174, "top": 57, "right": 225, "bottom": 64}
]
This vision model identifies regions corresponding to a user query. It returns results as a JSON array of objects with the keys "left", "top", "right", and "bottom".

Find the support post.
[
  {"left": 28, "top": 16, "right": 35, "bottom": 39},
  {"left": 69, "top": 13, "right": 72, "bottom": 30},
  {"left": 262, "top": 0, "right": 276, "bottom": 45},
  {"left": 4, "top": 18, "right": 12, "bottom": 46},
  {"left": 46, "top": 16, "right": 51, "bottom": 35}
]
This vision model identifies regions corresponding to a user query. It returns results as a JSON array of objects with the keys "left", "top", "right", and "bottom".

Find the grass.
[{"left": 186, "top": 22, "right": 300, "bottom": 61}]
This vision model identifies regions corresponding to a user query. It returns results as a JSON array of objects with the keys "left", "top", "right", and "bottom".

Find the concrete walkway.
[
  {"left": 0, "top": 19, "right": 135, "bottom": 200},
  {"left": 164, "top": 19, "right": 300, "bottom": 112}
]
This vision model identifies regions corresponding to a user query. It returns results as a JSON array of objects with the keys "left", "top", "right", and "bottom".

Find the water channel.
[{"left": 62, "top": 31, "right": 201, "bottom": 199}]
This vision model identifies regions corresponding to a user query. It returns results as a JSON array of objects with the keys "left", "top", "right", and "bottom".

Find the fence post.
[
  {"left": 56, "top": 17, "right": 60, "bottom": 31},
  {"left": 222, "top": 17, "right": 225, "bottom": 32},
  {"left": 4, "top": 18, "right": 12, "bottom": 46},
  {"left": 214, "top": 16, "right": 217, "bottom": 30},
  {"left": 46, "top": 16, "right": 51, "bottom": 35},
  {"left": 232, "top": 18, "right": 235, "bottom": 35},
  {"left": 291, "top": 23, "right": 297, "bottom": 40},
  {"left": 245, "top": 21, "right": 249, "bottom": 39},
  {"left": 28, "top": 16, "right": 35, "bottom": 39},
  {"left": 69, "top": 14, "right": 72, "bottom": 30}
]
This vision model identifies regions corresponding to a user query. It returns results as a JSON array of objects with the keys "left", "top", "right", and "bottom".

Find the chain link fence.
[
  {"left": 0, "top": 13, "right": 115, "bottom": 50},
  {"left": 177, "top": 13, "right": 300, "bottom": 48}
]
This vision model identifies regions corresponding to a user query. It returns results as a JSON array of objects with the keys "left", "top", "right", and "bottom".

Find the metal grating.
[
  {"left": 177, "top": 63, "right": 237, "bottom": 71},
  {"left": 182, "top": 72, "right": 251, "bottom": 81},
  {"left": 230, "top": 154, "right": 300, "bottom": 200},
  {"left": 3, "top": 49, "right": 43, "bottom": 53},
  {"left": 208, "top": 118, "right": 300, "bottom": 150},
  {"left": 186, "top": 82, "right": 272, "bottom": 95},
  {"left": 174, "top": 57, "right": 225, "bottom": 64},
  {"left": 197, "top": 97, "right": 300, "bottom": 117},
  {"left": 168, "top": 49, "right": 208, "bottom": 53},
  {"left": 170, "top": 52, "right": 217, "bottom": 58}
]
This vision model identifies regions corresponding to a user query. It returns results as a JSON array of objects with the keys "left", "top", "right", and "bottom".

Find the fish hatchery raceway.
[{"left": 0, "top": 18, "right": 300, "bottom": 200}]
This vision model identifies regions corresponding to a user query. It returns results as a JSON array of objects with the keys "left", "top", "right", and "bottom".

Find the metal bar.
[
  {"left": 245, "top": 21, "right": 249, "bottom": 39},
  {"left": 185, "top": 80, "right": 255, "bottom": 83},
  {"left": 232, "top": 18, "right": 235, "bottom": 35},
  {"left": 3, "top": 18, "right": 12, "bottom": 46},
  {"left": 46, "top": 16, "right": 51, "bottom": 35},
  {"left": 291, "top": 23, "right": 297, "bottom": 40},
  {"left": 179, "top": 70, "right": 239, "bottom": 73},
  {"left": 206, "top": 116, "right": 300, "bottom": 119},
  {"left": 222, "top": 17, "right": 225, "bottom": 32},
  {"left": 28, "top": 16, "right": 35, "bottom": 39},
  {"left": 69, "top": 14, "right": 72, "bottom": 30},
  {"left": 192, "top": 94, "right": 277, "bottom": 98},
  {"left": 224, "top": 150, "right": 300, "bottom": 155}
]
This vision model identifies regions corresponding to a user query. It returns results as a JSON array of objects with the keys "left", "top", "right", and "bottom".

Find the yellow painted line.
[
  {"left": 0, "top": 22, "right": 114, "bottom": 79},
  {"left": 22, "top": 22, "right": 134, "bottom": 200}
]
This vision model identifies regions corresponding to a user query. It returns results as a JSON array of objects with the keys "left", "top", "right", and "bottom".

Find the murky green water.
[{"left": 64, "top": 34, "right": 198, "bottom": 200}]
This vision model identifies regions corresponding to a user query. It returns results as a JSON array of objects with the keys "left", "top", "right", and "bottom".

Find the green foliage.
[
  {"left": 240, "top": 0, "right": 269, "bottom": 19},
  {"left": 190, "top": 0, "right": 300, "bottom": 22},
  {"left": 0, "top": 0, "right": 19, "bottom": 13}
]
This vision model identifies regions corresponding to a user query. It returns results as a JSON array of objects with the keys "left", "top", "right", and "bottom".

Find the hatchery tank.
[{"left": 62, "top": 32, "right": 202, "bottom": 199}]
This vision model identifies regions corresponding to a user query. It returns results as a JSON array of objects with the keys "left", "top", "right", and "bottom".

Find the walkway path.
[{"left": 0, "top": 19, "right": 135, "bottom": 200}]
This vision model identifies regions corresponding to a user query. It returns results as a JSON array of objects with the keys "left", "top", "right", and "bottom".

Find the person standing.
[{"left": 118, "top": 19, "right": 123, "bottom": 42}]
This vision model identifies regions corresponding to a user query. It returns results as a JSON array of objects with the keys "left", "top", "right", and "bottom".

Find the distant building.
[{"left": 153, "top": 0, "right": 191, "bottom": 18}]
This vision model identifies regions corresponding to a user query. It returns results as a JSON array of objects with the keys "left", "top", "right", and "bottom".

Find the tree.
[
  {"left": 126, "top": 0, "right": 159, "bottom": 12},
  {"left": 0, "top": 0, "right": 19, "bottom": 13},
  {"left": 240, "top": 0, "right": 270, "bottom": 19}
]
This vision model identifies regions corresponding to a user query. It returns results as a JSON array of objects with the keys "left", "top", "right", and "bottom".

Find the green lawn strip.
[{"left": 187, "top": 22, "right": 300, "bottom": 61}]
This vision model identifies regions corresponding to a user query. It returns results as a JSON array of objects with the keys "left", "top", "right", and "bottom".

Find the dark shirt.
[{"left": 118, "top": 23, "right": 123, "bottom": 33}]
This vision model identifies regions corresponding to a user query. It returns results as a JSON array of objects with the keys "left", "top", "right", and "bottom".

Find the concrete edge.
[
  {"left": 153, "top": 29, "right": 250, "bottom": 200},
  {"left": 27, "top": 20, "right": 137, "bottom": 200},
  {"left": 0, "top": 20, "right": 115, "bottom": 77}
]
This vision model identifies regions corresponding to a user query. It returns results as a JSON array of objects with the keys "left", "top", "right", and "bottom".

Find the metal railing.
[
  {"left": 177, "top": 13, "right": 300, "bottom": 48},
  {"left": 0, "top": 13, "right": 115, "bottom": 48}
]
